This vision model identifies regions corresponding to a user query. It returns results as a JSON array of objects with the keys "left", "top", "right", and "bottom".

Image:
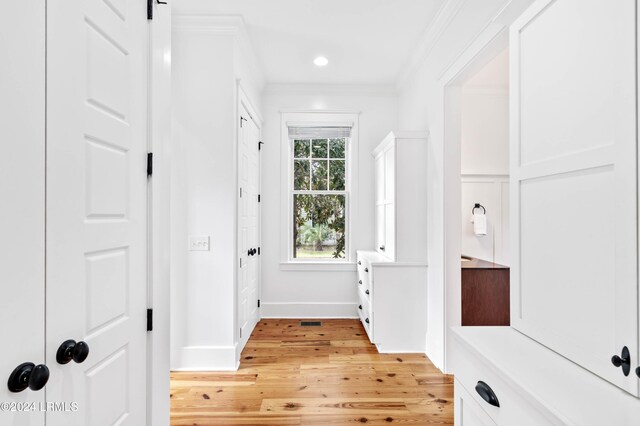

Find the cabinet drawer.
[
  {"left": 356, "top": 259, "right": 372, "bottom": 294},
  {"left": 454, "top": 379, "right": 496, "bottom": 426},
  {"left": 358, "top": 303, "right": 373, "bottom": 342},
  {"left": 452, "top": 337, "right": 559, "bottom": 425}
]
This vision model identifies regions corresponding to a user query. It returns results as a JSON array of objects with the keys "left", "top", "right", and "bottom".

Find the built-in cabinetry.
[
  {"left": 453, "top": 0, "right": 640, "bottom": 424},
  {"left": 357, "top": 131, "right": 428, "bottom": 352}
]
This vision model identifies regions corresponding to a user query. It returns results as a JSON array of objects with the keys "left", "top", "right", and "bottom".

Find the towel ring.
[{"left": 472, "top": 203, "right": 486, "bottom": 215}]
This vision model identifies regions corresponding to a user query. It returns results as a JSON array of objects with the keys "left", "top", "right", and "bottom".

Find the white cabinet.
[
  {"left": 356, "top": 250, "right": 427, "bottom": 353},
  {"left": 453, "top": 1, "right": 640, "bottom": 424},
  {"left": 357, "top": 131, "right": 429, "bottom": 351},
  {"left": 372, "top": 132, "right": 429, "bottom": 263}
]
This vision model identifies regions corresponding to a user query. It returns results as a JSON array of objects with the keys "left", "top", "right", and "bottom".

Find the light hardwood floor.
[{"left": 170, "top": 319, "right": 453, "bottom": 425}]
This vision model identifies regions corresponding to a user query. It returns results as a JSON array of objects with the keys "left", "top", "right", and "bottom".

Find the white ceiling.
[{"left": 173, "top": 0, "right": 446, "bottom": 86}]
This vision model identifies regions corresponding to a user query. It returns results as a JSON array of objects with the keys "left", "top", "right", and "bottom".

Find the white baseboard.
[
  {"left": 260, "top": 302, "right": 358, "bottom": 318},
  {"left": 171, "top": 345, "right": 239, "bottom": 371}
]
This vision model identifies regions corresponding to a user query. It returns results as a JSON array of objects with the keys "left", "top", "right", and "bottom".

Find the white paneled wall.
[
  {"left": 460, "top": 176, "right": 509, "bottom": 265},
  {"left": 460, "top": 85, "right": 509, "bottom": 265}
]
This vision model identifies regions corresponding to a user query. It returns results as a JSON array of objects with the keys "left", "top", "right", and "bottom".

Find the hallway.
[{"left": 170, "top": 319, "right": 453, "bottom": 425}]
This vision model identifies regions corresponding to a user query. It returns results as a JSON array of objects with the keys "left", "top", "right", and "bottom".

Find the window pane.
[
  {"left": 329, "top": 160, "right": 345, "bottom": 190},
  {"left": 329, "top": 138, "right": 346, "bottom": 158},
  {"left": 311, "top": 139, "right": 328, "bottom": 158},
  {"left": 293, "top": 160, "right": 310, "bottom": 190},
  {"left": 293, "top": 194, "right": 346, "bottom": 259},
  {"left": 294, "top": 140, "right": 310, "bottom": 158},
  {"left": 311, "top": 160, "right": 328, "bottom": 190}
]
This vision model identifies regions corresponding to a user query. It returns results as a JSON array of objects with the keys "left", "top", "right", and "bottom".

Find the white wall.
[
  {"left": 260, "top": 85, "right": 397, "bottom": 318},
  {"left": 396, "top": 0, "right": 534, "bottom": 371},
  {"left": 171, "top": 17, "right": 263, "bottom": 370},
  {"left": 459, "top": 49, "right": 509, "bottom": 265}
]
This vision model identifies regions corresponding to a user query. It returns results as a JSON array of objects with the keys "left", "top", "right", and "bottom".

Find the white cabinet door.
[
  {"left": 0, "top": 1, "right": 45, "bottom": 423},
  {"left": 511, "top": 0, "right": 638, "bottom": 395},
  {"left": 45, "top": 0, "right": 149, "bottom": 423},
  {"left": 237, "top": 104, "right": 261, "bottom": 353}
]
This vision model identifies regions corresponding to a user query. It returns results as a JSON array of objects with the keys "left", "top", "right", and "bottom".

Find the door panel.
[
  {"left": 510, "top": 0, "right": 638, "bottom": 395},
  {"left": 46, "top": 0, "right": 148, "bottom": 423},
  {"left": 0, "top": 1, "right": 45, "bottom": 423},
  {"left": 237, "top": 104, "right": 261, "bottom": 353}
]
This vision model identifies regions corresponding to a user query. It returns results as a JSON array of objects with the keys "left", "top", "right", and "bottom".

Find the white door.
[
  {"left": 374, "top": 154, "right": 386, "bottom": 254},
  {"left": 237, "top": 103, "right": 261, "bottom": 353},
  {"left": 510, "top": 0, "right": 638, "bottom": 395},
  {"left": 0, "top": 1, "right": 46, "bottom": 424},
  {"left": 45, "top": 0, "right": 149, "bottom": 424}
]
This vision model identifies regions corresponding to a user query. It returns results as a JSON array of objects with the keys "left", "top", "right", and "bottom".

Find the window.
[{"left": 288, "top": 125, "right": 352, "bottom": 261}]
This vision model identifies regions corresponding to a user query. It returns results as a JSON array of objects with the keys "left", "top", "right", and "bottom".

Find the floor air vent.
[{"left": 299, "top": 321, "right": 322, "bottom": 327}]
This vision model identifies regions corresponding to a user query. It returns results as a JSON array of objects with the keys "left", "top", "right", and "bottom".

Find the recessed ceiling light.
[{"left": 313, "top": 56, "right": 329, "bottom": 67}]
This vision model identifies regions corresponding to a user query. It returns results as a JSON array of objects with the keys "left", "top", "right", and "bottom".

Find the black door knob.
[
  {"left": 611, "top": 346, "right": 631, "bottom": 376},
  {"left": 358, "top": 305, "right": 362, "bottom": 310},
  {"left": 8, "top": 362, "right": 49, "bottom": 392},
  {"left": 57, "top": 339, "right": 90, "bottom": 364},
  {"left": 379, "top": 246, "right": 385, "bottom": 251}
]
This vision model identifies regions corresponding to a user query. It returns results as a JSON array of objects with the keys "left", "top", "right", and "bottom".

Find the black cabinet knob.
[
  {"left": 365, "top": 318, "right": 369, "bottom": 324},
  {"left": 636, "top": 366, "right": 640, "bottom": 378},
  {"left": 357, "top": 261, "right": 361, "bottom": 265},
  {"left": 358, "top": 280, "right": 362, "bottom": 285},
  {"left": 475, "top": 381, "right": 499, "bottom": 407},
  {"left": 379, "top": 245, "right": 385, "bottom": 251},
  {"left": 365, "top": 290, "right": 370, "bottom": 295},
  {"left": 8, "top": 362, "right": 49, "bottom": 393},
  {"left": 358, "top": 305, "right": 362, "bottom": 310},
  {"left": 364, "top": 267, "right": 368, "bottom": 272},
  {"left": 611, "top": 346, "right": 631, "bottom": 376},
  {"left": 57, "top": 339, "right": 90, "bottom": 364}
]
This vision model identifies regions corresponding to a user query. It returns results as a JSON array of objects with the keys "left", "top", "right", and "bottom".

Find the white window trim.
[{"left": 279, "top": 111, "right": 360, "bottom": 271}]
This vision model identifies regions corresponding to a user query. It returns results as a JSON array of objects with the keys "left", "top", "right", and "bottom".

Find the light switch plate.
[{"left": 188, "top": 236, "right": 210, "bottom": 251}]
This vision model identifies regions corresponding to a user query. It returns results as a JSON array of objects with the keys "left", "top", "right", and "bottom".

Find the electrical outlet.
[{"left": 188, "top": 236, "right": 210, "bottom": 251}]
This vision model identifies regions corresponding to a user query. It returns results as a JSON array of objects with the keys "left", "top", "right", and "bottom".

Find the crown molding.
[
  {"left": 264, "top": 83, "right": 398, "bottom": 97},
  {"left": 395, "top": 0, "right": 468, "bottom": 90}
]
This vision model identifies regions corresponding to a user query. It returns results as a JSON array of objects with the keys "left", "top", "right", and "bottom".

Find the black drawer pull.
[
  {"left": 358, "top": 280, "right": 362, "bottom": 285},
  {"left": 475, "top": 381, "right": 499, "bottom": 407},
  {"left": 358, "top": 305, "right": 362, "bottom": 310},
  {"left": 365, "top": 290, "right": 370, "bottom": 295},
  {"left": 364, "top": 267, "right": 368, "bottom": 272},
  {"left": 365, "top": 318, "right": 369, "bottom": 324}
]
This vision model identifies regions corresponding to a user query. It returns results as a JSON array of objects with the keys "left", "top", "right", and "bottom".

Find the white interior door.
[
  {"left": 45, "top": 0, "right": 149, "bottom": 424},
  {"left": 0, "top": 1, "right": 46, "bottom": 423},
  {"left": 237, "top": 103, "right": 261, "bottom": 353},
  {"left": 510, "top": 0, "right": 638, "bottom": 395}
]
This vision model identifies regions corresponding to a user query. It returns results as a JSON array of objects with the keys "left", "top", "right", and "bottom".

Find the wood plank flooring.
[{"left": 170, "top": 319, "right": 453, "bottom": 425}]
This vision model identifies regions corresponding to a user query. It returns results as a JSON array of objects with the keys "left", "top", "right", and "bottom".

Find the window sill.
[{"left": 279, "top": 262, "right": 356, "bottom": 272}]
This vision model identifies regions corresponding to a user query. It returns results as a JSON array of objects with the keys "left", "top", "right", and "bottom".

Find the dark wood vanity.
[{"left": 461, "top": 256, "right": 510, "bottom": 326}]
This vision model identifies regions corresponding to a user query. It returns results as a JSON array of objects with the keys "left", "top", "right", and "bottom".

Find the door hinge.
[
  {"left": 240, "top": 258, "right": 242, "bottom": 268},
  {"left": 240, "top": 116, "right": 247, "bottom": 128},
  {"left": 239, "top": 187, "right": 243, "bottom": 198},
  {"left": 240, "top": 328, "right": 242, "bottom": 338},
  {"left": 258, "top": 194, "right": 261, "bottom": 203},
  {"left": 258, "top": 141, "right": 264, "bottom": 151},
  {"left": 148, "top": 0, "right": 167, "bottom": 20},
  {"left": 147, "top": 309, "right": 153, "bottom": 331},
  {"left": 147, "top": 152, "right": 153, "bottom": 177},
  {"left": 258, "top": 299, "right": 261, "bottom": 308},
  {"left": 258, "top": 247, "right": 261, "bottom": 255}
]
